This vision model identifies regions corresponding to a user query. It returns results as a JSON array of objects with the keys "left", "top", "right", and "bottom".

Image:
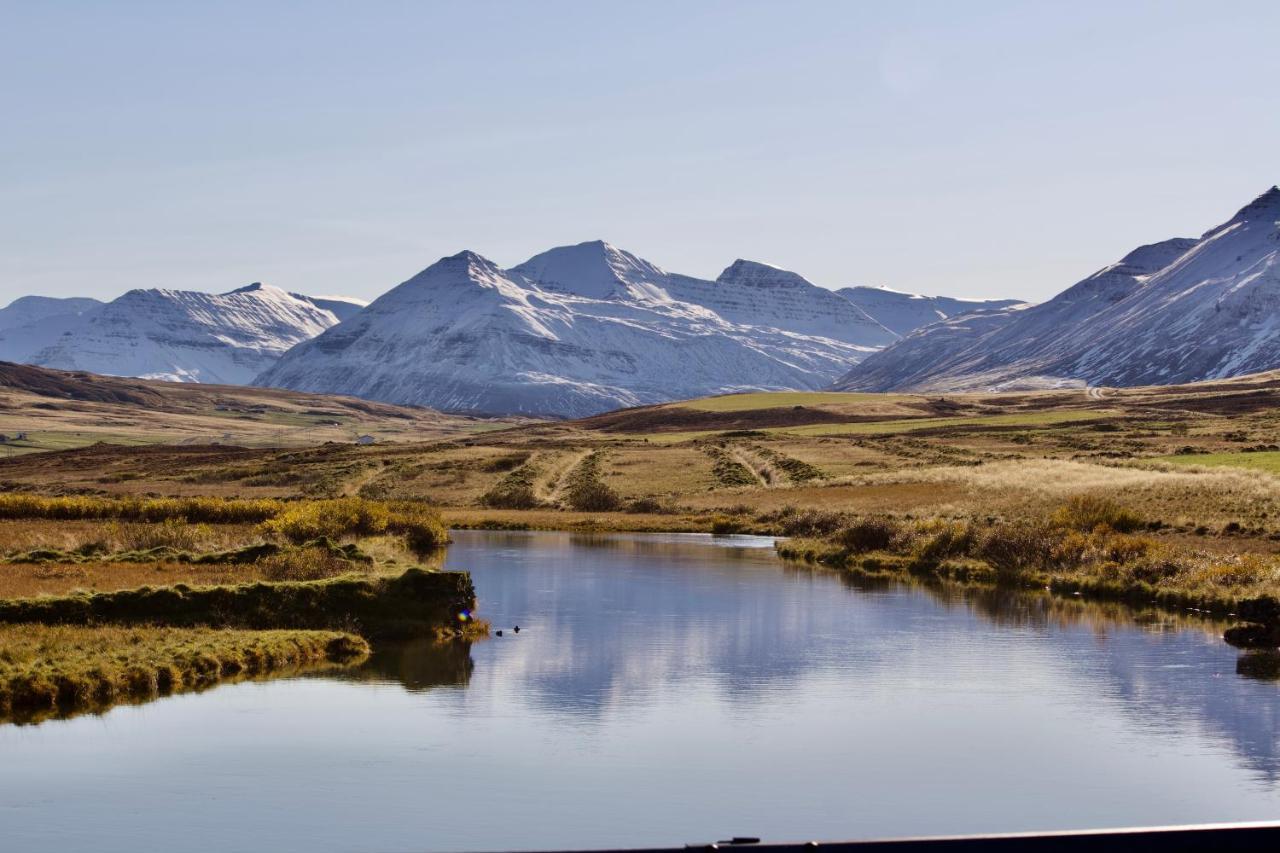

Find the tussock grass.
[
  {"left": 0, "top": 625, "right": 368, "bottom": 722},
  {"left": 562, "top": 451, "right": 622, "bottom": 511}
]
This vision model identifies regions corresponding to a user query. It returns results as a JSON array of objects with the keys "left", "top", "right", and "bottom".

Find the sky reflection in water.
[{"left": 2, "top": 530, "right": 1278, "bottom": 853}]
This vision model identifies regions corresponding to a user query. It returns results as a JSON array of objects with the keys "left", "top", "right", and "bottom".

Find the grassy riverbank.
[
  {"left": 0, "top": 569, "right": 479, "bottom": 639},
  {"left": 775, "top": 497, "right": 1280, "bottom": 628},
  {"left": 0, "top": 625, "right": 369, "bottom": 723},
  {"left": 0, "top": 494, "right": 478, "bottom": 721}
]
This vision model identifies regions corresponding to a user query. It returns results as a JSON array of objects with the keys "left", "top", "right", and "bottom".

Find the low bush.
[
  {"left": 387, "top": 503, "right": 450, "bottom": 552},
  {"left": 1050, "top": 495, "right": 1144, "bottom": 534},
  {"left": 975, "top": 522, "right": 1059, "bottom": 578},
  {"left": 836, "top": 517, "right": 902, "bottom": 554},
  {"left": 758, "top": 505, "right": 850, "bottom": 538},
  {"left": 480, "top": 452, "right": 531, "bottom": 473},
  {"left": 261, "top": 497, "right": 390, "bottom": 544},
  {"left": 910, "top": 520, "right": 978, "bottom": 565},
  {"left": 563, "top": 452, "right": 622, "bottom": 512},
  {"left": 626, "top": 496, "right": 671, "bottom": 514},
  {"left": 481, "top": 461, "right": 543, "bottom": 509},
  {"left": 258, "top": 542, "right": 369, "bottom": 582},
  {"left": 108, "top": 519, "right": 214, "bottom": 552}
]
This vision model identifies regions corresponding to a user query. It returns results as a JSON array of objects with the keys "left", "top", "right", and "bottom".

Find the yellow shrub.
[{"left": 262, "top": 498, "right": 389, "bottom": 544}]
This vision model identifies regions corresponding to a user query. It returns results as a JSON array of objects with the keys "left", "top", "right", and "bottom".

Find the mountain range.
[
  {"left": 1, "top": 247, "right": 1013, "bottom": 416},
  {"left": 256, "top": 242, "right": 1013, "bottom": 417},
  {"left": 6, "top": 186, "right": 1280, "bottom": 416},
  {"left": 0, "top": 284, "right": 366, "bottom": 385},
  {"left": 839, "top": 187, "right": 1280, "bottom": 392}
]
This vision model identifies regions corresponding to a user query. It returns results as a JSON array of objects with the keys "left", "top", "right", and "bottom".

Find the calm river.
[{"left": 3, "top": 530, "right": 1279, "bottom": 851}]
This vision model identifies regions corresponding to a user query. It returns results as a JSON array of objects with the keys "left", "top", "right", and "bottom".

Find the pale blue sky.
[{"left": 3, "top": 0, "right": 1278, "bottom": 304}]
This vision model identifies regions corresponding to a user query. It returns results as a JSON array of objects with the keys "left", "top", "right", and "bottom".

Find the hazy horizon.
[{"left": 4, "top": 1, "right": 1278, "bottom": 304}]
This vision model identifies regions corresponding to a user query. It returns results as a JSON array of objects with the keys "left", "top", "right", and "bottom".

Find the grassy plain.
[{"left": 6, "top": 364, "right": 1280, "bottom": 673}]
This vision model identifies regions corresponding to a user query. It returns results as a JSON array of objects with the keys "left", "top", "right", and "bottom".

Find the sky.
[{"left": 3, "top": 0, "right": 1279, "bottom": 305}]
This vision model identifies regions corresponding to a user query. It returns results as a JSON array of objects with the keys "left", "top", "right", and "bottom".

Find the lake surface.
[{"left": 3, "top": 530, "right": 1280, "bottom": 852}]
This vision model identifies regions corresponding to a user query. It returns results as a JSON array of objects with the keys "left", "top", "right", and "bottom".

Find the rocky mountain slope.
[
  {"left": 256, "top": 242, "right": 903, "bottom": 417},
  {"left": 0, "top": 284, "right": 357, "bottom": 385},
  {"left": 838, "top": 187, "right": 1280, "bottom": 392}
]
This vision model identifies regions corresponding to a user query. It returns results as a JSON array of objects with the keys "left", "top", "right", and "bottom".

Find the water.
[{"left": 3, "top": 530, "right": 1280, "bottom": 852}]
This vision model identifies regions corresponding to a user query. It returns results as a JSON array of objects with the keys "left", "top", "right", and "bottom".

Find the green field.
[
  {"left": 676, "top": 391, "right": 914, "bottom": 412},
  {"left": 0, "top": 430, "right": 161, "bottom": 456},
  {"left": 1158, "top": 450, "right": 1280, "bottom": 475},
  {"left": 773, "top": 409, "right": 1110, "bottom": 437},
  {"left": 632, "top": 408, "right": 1110, "bottom": 444}
]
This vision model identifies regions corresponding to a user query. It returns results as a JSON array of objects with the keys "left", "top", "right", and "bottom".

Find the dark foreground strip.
[{"left": 512, "top": 822, "right": 1280, "bottom": 853}]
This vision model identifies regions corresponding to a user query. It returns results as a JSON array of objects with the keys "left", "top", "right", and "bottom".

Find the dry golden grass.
[
  {"left": 0, "top": 624, "right": 368, "bottom": 721},
  {"left": 0, "top": 519, "right": 262, "bottom": 555}
]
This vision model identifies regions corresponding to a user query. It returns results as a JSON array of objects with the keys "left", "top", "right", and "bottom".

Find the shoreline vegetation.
[
  {"left": 771, "top": 496, "right": 1280, "bottom": 646},
  {"left": 0, "top": 494, "right": 480, "bottom": 722},
  {"left": 0, "top": 625, "right": 369, "bottom": 724},
  {"left": 5, "top": 376, "right": 1280, "bottom": 719}
]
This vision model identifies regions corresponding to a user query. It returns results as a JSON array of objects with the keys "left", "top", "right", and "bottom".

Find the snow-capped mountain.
[
  {"left": 838, "top": 187, "right": 1280, "bottom": 392},
  {"left": 837, "top": 285, "right": 1026, "bottom": 337},
  {"left": 0, "top": 296, "right": 105, "bottom": 366},
  {"left": 1, "top": 283, "right": 355, "bottom": 385},
  {"left": 300, "top": 294, "right": 367, "bottom": 322},
  {"left": 0, "top": 295, "right": 102, "bottom": 332},
  {"left": 256, "top": 242, "right": 901, "bottom": 417}
]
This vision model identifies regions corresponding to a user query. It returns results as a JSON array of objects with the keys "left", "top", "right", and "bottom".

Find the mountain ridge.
[
  {"left": 837, "top": 186, "right": 1280, "bottom": 392},
  {"left": 255, "top": 244, "right": 913, "bottom": 417}
]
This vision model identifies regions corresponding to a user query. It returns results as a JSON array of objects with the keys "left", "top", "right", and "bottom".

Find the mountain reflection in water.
[{"left": 2, "top": 529, "right": 1278, "bottom": 853}]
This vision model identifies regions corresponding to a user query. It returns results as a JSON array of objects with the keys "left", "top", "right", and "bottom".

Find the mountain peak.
[
  {"left": 228, "top": 282, "right": 267, "bottom": 294},
  {"left": 1227, "top": 185, "right": 1280, "bottom": 225},
  {"left": 432, "top": 250, "right": 503, "bottom": 276},
  {"left": 224, "top": 282, "right": 292, "bottom": 298},
  {"left": 717, "top": 259, "right": 816, "bottom": 290},
  {"left": 513, "top": 240, "right": 665, "bottom": 299}
]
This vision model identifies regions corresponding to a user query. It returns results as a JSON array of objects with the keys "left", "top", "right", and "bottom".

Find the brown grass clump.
[
  {"left": 835, "top": 516, "right": 902, "bottom": 554},
  {"left": 481, "top": 459, "right": 544, "bottom": 509},
  {"left": 106, "top": 519, "right": 215, "bottom": 552},
  {"left": 257, "top": 544, "right": 367, "bottom": 582},
  {"left": 1050, "top": 495, "right": 1145, "bottom": 534},
  {"left": 756, "top": 505, "right": 850, "bottom": 537},
  {"left": 562, "top": 451, "right": 622, "bottom": 512}
]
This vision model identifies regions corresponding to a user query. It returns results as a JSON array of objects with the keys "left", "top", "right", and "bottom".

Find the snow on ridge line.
[
  {"left": 254, "top": 242, "right": 942, "bottom": 417},
  {"left": 836, "top": 185, "right": 1280, "bottom": 392},
  {"left": 0, "top": 281, "right": 361, "bottom": 386}
]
